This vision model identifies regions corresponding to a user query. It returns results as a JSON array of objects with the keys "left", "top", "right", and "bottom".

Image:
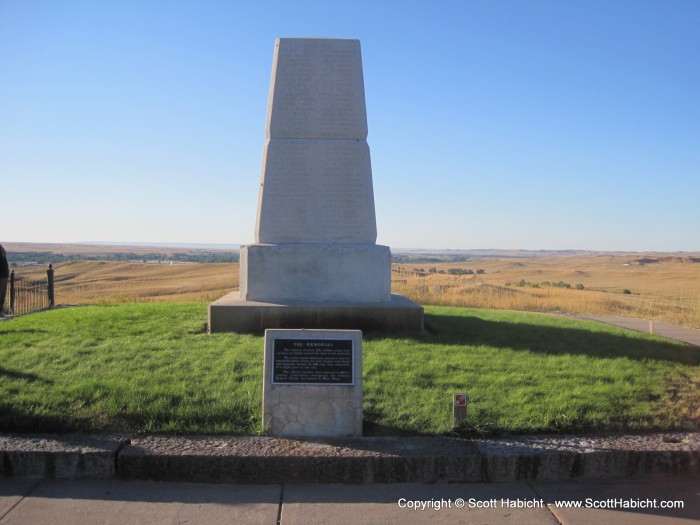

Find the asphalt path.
[{"left": 565, "top": 313, "right": 700, "bottom": 347}]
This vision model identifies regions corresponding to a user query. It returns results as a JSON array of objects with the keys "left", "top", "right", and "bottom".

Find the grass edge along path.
[{"left": 0, "top": 303, "right": 698, "bottom": 436}]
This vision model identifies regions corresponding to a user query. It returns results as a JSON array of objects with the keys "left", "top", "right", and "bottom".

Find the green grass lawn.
[{"left": 1, "top": 303, "right": 698, "bottom": 435}]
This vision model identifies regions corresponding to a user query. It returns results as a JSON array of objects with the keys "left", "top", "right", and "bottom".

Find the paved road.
[
  {"left": 564, "top": 313, "right": 700, "bottom": 347},
  {"left": 1, "top": 476, "right": 698, "bottom": 524}
]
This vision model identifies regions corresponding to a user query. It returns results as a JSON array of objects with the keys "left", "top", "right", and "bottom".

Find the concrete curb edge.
[{"left": 1, "top": 433, "right": 698, "bottom": 484}]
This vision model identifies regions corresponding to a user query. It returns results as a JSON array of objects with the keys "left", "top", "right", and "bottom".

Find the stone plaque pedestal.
[{"left": 263, "top": 329, "right": 363, "bottom": 437}]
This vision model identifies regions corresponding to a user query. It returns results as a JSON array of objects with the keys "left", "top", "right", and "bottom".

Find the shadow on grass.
[
  {"left": 363, "top": 408, "right": 435, "bottom": 437},
  {"left": 0, "top": 404, "right": 73, "bottom": 433},
  {"left": 0, "top": 366, "right": 53, "bottom": 384},
  {"left": 0, "top": 328, "right": 49, "bottom": 336},
  {"left": 0, "top": 405, "right": 260, "bottom": 435},
  {"left": 369, "top": 312, "right": 700, "bottom": 366}
]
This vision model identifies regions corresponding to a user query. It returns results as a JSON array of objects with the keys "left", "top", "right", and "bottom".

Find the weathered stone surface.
[
  {"left": 474, "top": 433, "right": 700, "bottom": 481},
  {"left": 207, "top": 37, "right": 422, "bottom": 331},
  {"left": 2, "top": 432, "right": 698, "bottom": 483},
  {"left": 117, "top": 436, "right": 480, "bottom": 483},
  {"left": 263, "top": 330, "right": 363, "bottom": 438},
  {"left": 0, "top": 434, "right": 127, "bottom": 479},
  {"left": 117, "top": 432, "right": 700, "bottom": 484},
  {"left": 255, "top": 38, "right": 376, "bottom": 248},
  {"left": 256, "top": 139, "right": 376, "bottom": 244},
  {"left": 208, "top": 293, "right": 424, "bottom": 333},
  {"left": 266, "top": 38, "right": 367, "bottom": 140},
  {"left": 240, "top": 243, "right": 390, "bottom": 303}
]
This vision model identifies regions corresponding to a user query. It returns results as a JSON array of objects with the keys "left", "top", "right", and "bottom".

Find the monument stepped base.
[
  {"left": 208, "top": 293, "right": 423, "bottom": 334},
  {"left": 241, "top": 243, "right": 391, "bottom": 303}
]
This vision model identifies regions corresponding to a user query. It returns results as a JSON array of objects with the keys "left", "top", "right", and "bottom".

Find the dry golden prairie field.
[
  {"left": 11, "top": 252, "right": 700, "bottom": 329},
  {"left": 14, "top": 260, "right": 238, "bottom": 304},
  {"left": 393, "top": 254, "right": 700, "bottom": 329}
]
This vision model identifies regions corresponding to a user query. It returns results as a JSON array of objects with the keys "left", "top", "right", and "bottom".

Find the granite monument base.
[
  {"left": 208, "top": 293, "right": 423, "bottom": 334},
  {"left": 240, "top": 243, "right": 391, "bottom": 303}
]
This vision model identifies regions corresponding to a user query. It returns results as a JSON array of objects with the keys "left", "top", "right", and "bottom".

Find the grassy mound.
[{"left": 1, "top": 303, "right": 697, "bottom": 435}]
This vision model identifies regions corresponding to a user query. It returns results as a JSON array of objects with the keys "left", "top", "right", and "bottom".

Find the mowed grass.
[
  {"left": 0, "top": 304, "right": 261, "bottom": 434},
  {"left": 366, "top": 308, "right": 700, "bottom": 435},
  {"left": 1, "top": 304, "right": 698, "bottom": 435}
]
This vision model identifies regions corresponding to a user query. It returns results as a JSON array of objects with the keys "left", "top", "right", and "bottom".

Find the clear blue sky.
[{"left": 1, "top": 0, "right": 698, "bottom": 251}]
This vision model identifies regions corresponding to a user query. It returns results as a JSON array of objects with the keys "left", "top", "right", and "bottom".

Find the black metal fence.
[{"left": 6, "top": 264, "right": 55, "bottom": 316}]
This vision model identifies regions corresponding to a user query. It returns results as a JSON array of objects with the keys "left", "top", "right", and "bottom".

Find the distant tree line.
[
  {"left": 392, "top": 255, "right": 474, "bottom": 264},
  {"left": 425, "top": 268, "right": 486, "bottom": 275},
  {"left": 7, "top": 251, "right": 240, "bottom": 266},
  {"left": 394, "top": 267, "right": 487, "bottom": 277},
  {"left": 506, "top": 279, "right": 585, "bottom": 290}
]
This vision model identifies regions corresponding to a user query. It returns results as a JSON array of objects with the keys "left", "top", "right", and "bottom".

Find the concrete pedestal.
[
  {"left": 240, "top": 243, "right": 391, "bottom": 303},
  {"left": 208, "top": 293, "right": 423, "bottom": 334}
]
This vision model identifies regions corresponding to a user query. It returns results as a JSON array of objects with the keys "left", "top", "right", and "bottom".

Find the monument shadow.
[
  {"left": 391, "top": 312, "right": 700, "bottom": 366},
  {"left": 0, "top": 365, "right": 52, "bottom": 384}
]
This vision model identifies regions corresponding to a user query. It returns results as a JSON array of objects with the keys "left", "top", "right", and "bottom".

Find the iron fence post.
[
  {"left": 47, "top": 264, "right": 55, "bottom": 307},
  {"left": 9, "top": 270, "right": 15, "bottom": 314}
]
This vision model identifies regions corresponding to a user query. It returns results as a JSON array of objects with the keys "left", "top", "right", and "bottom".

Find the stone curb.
[
  {"left": 0, "top": 434, "right": 129, "bottom": 479},
  {"left": 1, "top": 432, "right": 698, "bottom": 483}
]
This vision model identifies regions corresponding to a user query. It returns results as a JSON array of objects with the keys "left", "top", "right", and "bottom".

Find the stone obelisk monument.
[{"left": 209, "top": 38, "right": 423, "bottom": 333}]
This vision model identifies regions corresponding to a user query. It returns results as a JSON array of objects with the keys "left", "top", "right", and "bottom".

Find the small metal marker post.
[{"left": 453, "top": 393, "right": 468, "bottom": 427}]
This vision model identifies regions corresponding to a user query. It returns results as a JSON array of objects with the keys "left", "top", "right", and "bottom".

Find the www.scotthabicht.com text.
[{"left": 396, "top": 498, "right": 685, "bottom": 511}]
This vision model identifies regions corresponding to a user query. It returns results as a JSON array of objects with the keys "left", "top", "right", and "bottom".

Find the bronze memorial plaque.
[{"left": 272, "top": 338, "right": 354, "bottom": 385}]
